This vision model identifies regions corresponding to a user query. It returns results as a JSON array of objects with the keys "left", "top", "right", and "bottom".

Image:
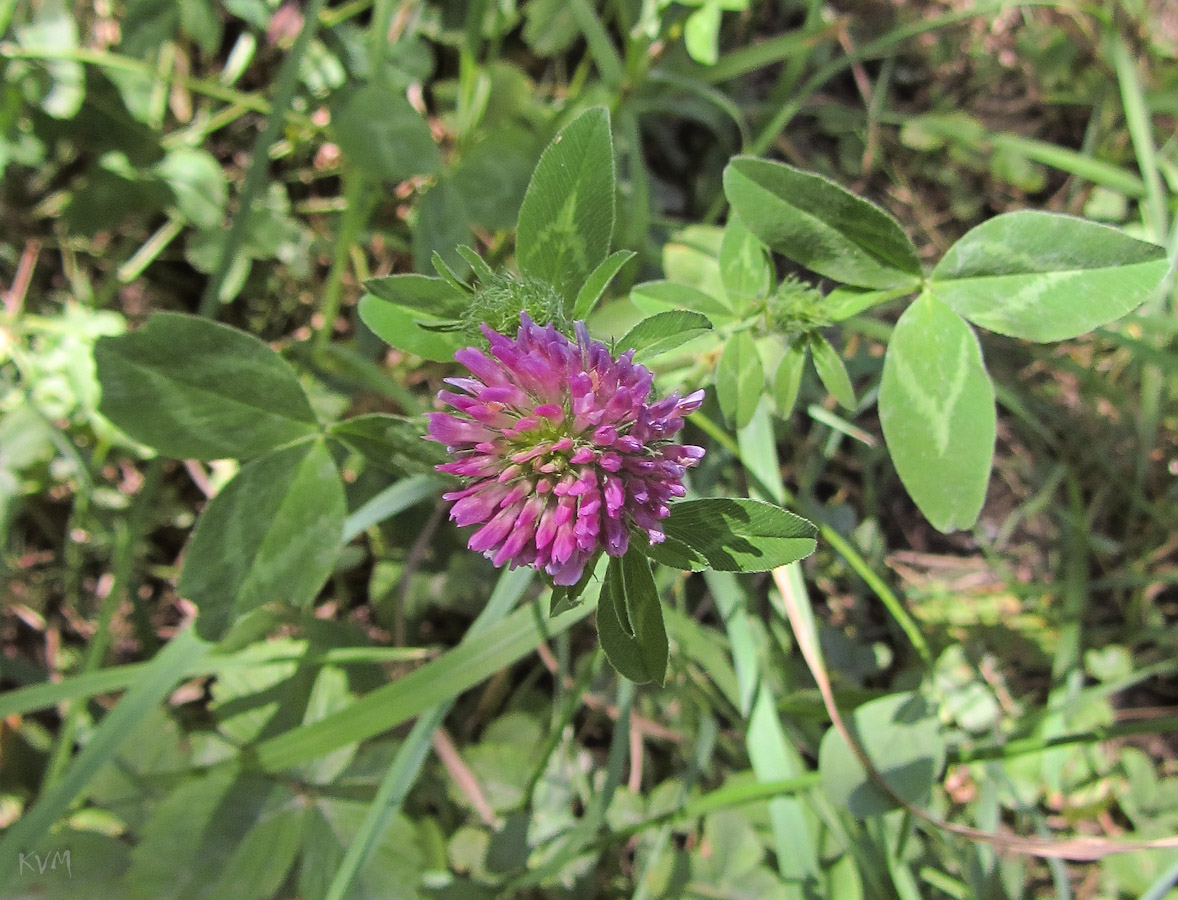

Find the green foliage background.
[{"left": 1, "top": 1, "right": 1177, "bottom": 898}]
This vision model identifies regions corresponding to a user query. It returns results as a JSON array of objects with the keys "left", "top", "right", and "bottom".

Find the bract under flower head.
[{"left": 427, "top": 313, "right": 705, "bottom": 585}]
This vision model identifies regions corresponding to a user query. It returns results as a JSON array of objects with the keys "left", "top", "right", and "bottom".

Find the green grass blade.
[
  {"left": 705, "top": 570, "right": 820, "bottom": 891},
  {"left": 568, "top": 0, "right": 623, "bottom": 88},
  {"left": 0, "top": 628, "right": 209, "bottom": 885},
  {"left": 1112, "top": 36, "right": 1168, "bottom": 240},
  {"left": 697, "top": 25, "right": 836, "bottom": 84},
  {"left": 253, "top": 579, "right": 599, "bottom": 771},
  {"left": 324, "top": 567, "right": 533, "bottom": 900},
  {"left": 341, "top": 475, "right": 442, "bottom": 542},
  {"left": 198, "top": 0, "right": 329, "bottom": 314},
  {"left": 1138, "top": 859, "right": 1178, "bottom": 900},
  {"left": 0, "top": 645, "right": 430, "bottom": 718},
  {"left": 631, "top": 715, "right": 717, "bottom": 900},
  {"left": 751, "top": 0, "right": 1065, "bottom": 155}
]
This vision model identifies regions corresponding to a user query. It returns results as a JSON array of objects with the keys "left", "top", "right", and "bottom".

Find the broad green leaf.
[
  {"left": 127, "top": 765, "right": 305, "bottom": 900},
  {"left": 430, "top": 246, "right": 474, "bottom": 294},
  {"left": 645, "top": 498, "right": 816, "bottom": 573},
  {"left": 300, "top": 801, "right": 423, "bottom": 900},
  {"left": 818, "top": 691, "right": 946, "bottom": 818},
  {"left": 84, "top": 705, "right": 187, "bottom": 832},
  {"left": 328, "top": 413, "right": 445, "bottom": 475},
  {"left": 456, "top": 245, "right": 497, "bottom": 285},
  {"left": 357, "top": 294, "right": 467, "bottom": 362},
  {"left": 241, "top": 183, "right": 304, "bottom": 260},
  {"left": 618, "top": 310, "right": 713, "bottom": 360},
  {"left": 455, "top": 713, "right": 544, "bottom": 813},
  {"left": 296, "top": 666, "right": 358, "bottom": 786},
  {"left": 715, "top": 331, "right": 763, "bottom": 429},
  {"left": 631, "top": 279, "right": 733, "bottom": 319},
  {"left": 210, "top": 637, "right": 311, "bottom": 746},
  {"left": 0, "top": 629, "right": 209, "bottom": 888},
  {"left": 155, "top": 148, "right": 226, "bottom": 229},
  {"left": 180, "top": 440, "right": 346, "bottom": 641},
  {"left": 683, "top": 1, "right": 722, "bottom": 65},
  {"left": 719, "top": 213, "right": 771, "bottom": 314},
  {"left": 825, "top": 285, "right": 908, "bottom": 320},
  {"left": 17, "top": 0, "right": 84, "bottom": 118},
  {"left": 95, "top": 313, "right": 319, "bottom": 460},
  {"left": 449, "top": 126, "right": 541, "bottom": 231},
  {"left": 724, "top": 156, "right": 922, "bottom": 289},
  {"left": 597, "top": 578, "right": 652, "bottom": 685},
  {"left": 413, "top": 178, "right": 472, "bottom": 275},
  {"left": 879, "top": 291, "right": 995, "bottom": 532},
  {"left": 929, "top": 210, "right": 1169, "bottom": 341},
  {"left": 522, "top": 0, "right": 579, "bottom": 54},
  {"left": 0, "top": 830, "right": 129, "bottom": 899},
  {"left": 809, "top": 333, "right": 855, "bottom": 409},
  {"left": 516, "top": 107, "right": 615, "bottom": 303},
  {"left": 600, "top": 549, "right": 668, "bottom": 685},
  {"left": 362, "top": 274, "right": 468, "bottom": 318},
  {"left": 774, "top": 340, "right": 807, "bottom": 417},
  {"left": 690, "top": 811, "right": 764, "bottom": 884},
  {"left": 663, "top": 225, "right": 726, "bottom": 299},
  {"left": 179, "top": 0, "right": 221, "bottom": 53},
  {"left": 64, "top": 161, "right": 170, "bottom": 236},
  {"left": 573, "top": 249, "right": 636, "bottom": 319},
  {"left": 331, "top": 84, "right": 440, "bottom": 182},
  {"left": 119, "top": 0, "right": 180, "bottom": 56}
]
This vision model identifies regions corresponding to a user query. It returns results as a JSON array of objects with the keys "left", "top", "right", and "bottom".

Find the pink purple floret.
[{"left": 427, "top": 313, "right": 705, "bottom": 585}]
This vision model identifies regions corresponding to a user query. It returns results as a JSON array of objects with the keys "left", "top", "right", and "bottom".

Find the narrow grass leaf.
[
  {"left": 0, "top": 643, "right": 434, "bottom": 720},
  {"left": 341, "top": 475, "right": 442, "bottom": 543},
  {"left": 253, "top": 589, "right": 597, "bottom": 771},
  {"left": 705, "top": 571, "right": 821, "bottom": 884},
  {"left": 323, "top": 567, "right": 531, "bottom": 900},
  {"left": 198, "top": 0, "right": 326, "bottom": 315},
  {"left": 737, "top": 400, "right": 786, "bottom": 505}
]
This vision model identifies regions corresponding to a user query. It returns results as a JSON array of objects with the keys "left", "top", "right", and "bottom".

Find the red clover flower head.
[{"left": 427, "top": 314, "right": 705, "bottom": 586}]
